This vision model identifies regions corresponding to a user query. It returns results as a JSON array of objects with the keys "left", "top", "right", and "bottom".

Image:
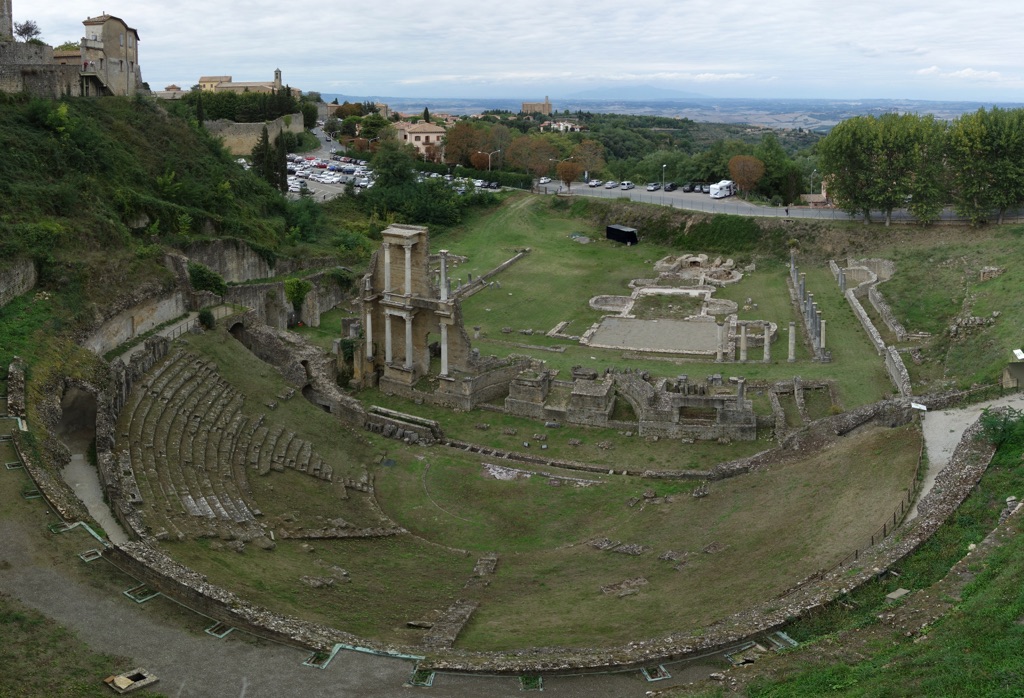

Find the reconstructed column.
[
  {"left": 806, "top": 294, "right": 815, "bottom": 324},
  {"left": 716, "top": 322, "right": 724, "bottom": 362},
  {"left": 739, "top": 324, "right": 748, "bottom": 362},
  {"left": 737, "top": 377, "right": 746, "bottom": 400},
  {"left": 439, "top": 249, "right": 449, "bottom": 302},
  {"left": 839, "top": 268, "right": 846, "bottom": 293},
  {"left": 799, "top": 273, "right": 806, "bottom": 302},
  {"left": 404, "top": 244, "right": 413, "bottom": 296},
  {"left": 763, "top": 324, "right": 772, "bottom": 363},
  {"left": 788, "top": 321, "right": 796, "bottom": 362},
  {"left": 384, "top": 313, "right": 393, "bottom": 364},
  {"left": 383, "top": 243, "right": 392, "bottom": 293},
  {"left": 404, "top": 315, "right": 414, "bottom": 370},
  {"left": 440, "top": 323, "right": 449, "bottom": 376},
  {"left": 820, "top": 317, "right": 826, "bottom": 351},
  {"left": 365, "top": 311, "right": 373, "bottom": 358}
]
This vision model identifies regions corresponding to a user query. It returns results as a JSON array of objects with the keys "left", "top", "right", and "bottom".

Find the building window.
[
  {"left": 129, "top": 35, "right": 134, "bottom": 48},
  {"left": 120, "top": 33, "right": 124, "bottom": 47},
  {"left": 414, "top": 136, "right": 421, "bottom": 142},
  {"left": 425, "top": 136, "right": 431, "bottom": 143}
]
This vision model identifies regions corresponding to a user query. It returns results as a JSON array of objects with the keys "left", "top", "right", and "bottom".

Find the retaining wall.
[
  {"left": 0, "top": 259, "right": 37, "bottom": 309},
  {"left": 203, "top": 113, "right": 305, "bottom": 156},
  {"left": 83, "top": 293, "right": 186, "bottom": 356}
]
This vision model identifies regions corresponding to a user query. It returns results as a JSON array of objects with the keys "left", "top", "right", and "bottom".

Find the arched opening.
[
  {"left": 55, "top": 386, "right": 97, "bottom": 452},
  {"left": 229, "top": 321, "right": 245, "bottom": 342},
  {"left": 302, "top": 384, "right": 331, "bottom": 413}
]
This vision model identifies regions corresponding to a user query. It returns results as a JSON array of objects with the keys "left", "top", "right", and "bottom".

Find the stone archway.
[{"left": 55, "top": 385, "right": 97, "bottom": 452}]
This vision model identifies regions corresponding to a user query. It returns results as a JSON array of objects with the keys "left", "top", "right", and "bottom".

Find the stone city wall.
[
  {"left": 203, "top": 113, "right": 305, "bottom": 156},
  {"left": 83, "top": 293, "right": 186, "bottom": 356},
  {"left": 0, "top": 259, "right": 37, "bottom": 309},
  {"left": 0, "top": 40, "right": 59, "bottom": 98},
  {"left": 886, "top": 346, "right": 913, "bottom": 398}
]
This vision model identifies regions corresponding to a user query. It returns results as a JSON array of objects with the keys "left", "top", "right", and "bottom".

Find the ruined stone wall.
[
  {"left": 185, "top": 239, "right": 274, "bottom": 283},
  {"left": 83, "top": 293, "right": 186, "bottom": 356},
  {"left": 0, "top": 259, "right": 36, "bottom": 309},
  {"left": 886, "top": 346, "right": 913, "bottom": 397},
  {"left": 849, "top": 257, "right": 896, "bottom": 282},
  {"left": 298, "top": 270, "right": 349, "bottom": 328},
  {"left": 844, "top": 289, "right": 886, "bottom": 355},
  {"left": 868, "top": 285, "right": 908, "bottom": 341},
  {"left": 0, "top": 40, "right": 59, "bottom": 98},
  {"left": 223, "top": 283, "right": 289, "bottom": 329},
  {"left": 203, "top": 113, "right": 305, "bottom": 156}
]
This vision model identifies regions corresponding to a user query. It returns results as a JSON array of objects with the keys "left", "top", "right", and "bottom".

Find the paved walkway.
[{"left": 911, "top": 392, "right": 1024, "bottom": 520}]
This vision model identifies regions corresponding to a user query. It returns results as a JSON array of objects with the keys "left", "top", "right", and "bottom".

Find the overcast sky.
[{"left": 26, "top": 1, "right": 1024, "bottom": 103}]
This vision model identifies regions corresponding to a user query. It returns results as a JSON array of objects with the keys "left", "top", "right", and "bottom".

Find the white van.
[
  {"left": 620, "top": 181, "right": 635, "bottom": 190},
  {"left": 709, "top": 180, "right": 735, "bottom": 198}
]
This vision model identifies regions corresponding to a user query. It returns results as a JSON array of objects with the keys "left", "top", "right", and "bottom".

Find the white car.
[
  {"left": 538, "top": 176, "right": 552, "bottom": 184},
  {"left": 604, "top": 180, "right": 618, "bottom": 189},
  {"left": 588, "top": 179, "right": 603, "bottom": 187}
]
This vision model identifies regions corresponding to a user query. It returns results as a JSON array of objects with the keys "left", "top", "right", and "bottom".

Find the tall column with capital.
[
  {"left": 440, "top": 323, "right": 449, "bottom": 376},
  {"left": 739, "top": 324, "right": 748, "bottom": 362},
  {"left": 439, "top": 250, "right": 449, "bottom": 302},
  {"left": 384, "top": 313, "right": 393, "bottom": 364},
  {"left": 404, "top": 315, "right": 414, "bottom": 370},
  {"left": 404, "top": 244, "right": 412, "bottom": 296},
  {"left": 763, "top": 324, "right": 771, "bottom": 363},
  {"left": 383, "top": 242, "right": 392, "bottom": 293},
  {"left": 365, "top": 311, "right": 373, "bottom": 358}
]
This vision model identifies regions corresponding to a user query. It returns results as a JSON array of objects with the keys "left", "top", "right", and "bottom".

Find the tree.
[
  {"left": 818, "top": 116, "right": 879, "bottom": 221},
  {"left": 570, "top": 140, "right": 606, "bottom": 178},
  {"left": 14, "top": 20, "right": 41, "bottom": 42},
  {"left": 728, "top": 155, "right": 766, "bottom": 194},
  {"left": 948, "top": 107, "right": 1024, "bottom": 225},
  {"left": 358, "top": 113, "right": 390, "bottom": 141},
  {"left": 556, "top": 160, "right": 584, "bottom": 191},
  {"left": 422, "top": 107, "right": 431, "bottom": 123},
  {"left": 443, "top": 122, "right": 483, "bottom": 166},
  {"left": 55, "top": 40, "right": 79, "bottom": 51},
  {"left": 370, "top": 139, "right": 416, "bottom": 188},
  {"left": 195, "top": 92, "right": 205, "bottom": 124}
]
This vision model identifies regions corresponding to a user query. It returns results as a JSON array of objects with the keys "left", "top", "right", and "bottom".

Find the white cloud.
[{"left": 24, "top": 0, "right": 1024, "bottom": 101}]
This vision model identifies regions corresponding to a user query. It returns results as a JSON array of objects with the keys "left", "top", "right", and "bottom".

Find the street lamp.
[
  {"left": 477, "top": 149, "right": 501, "bottom": 171},
  {"left": 810, "top": 169, "right": 818, "bottom": 194},
  {"left": 662, "top": 163, "right": 667, "bottom": 189}
]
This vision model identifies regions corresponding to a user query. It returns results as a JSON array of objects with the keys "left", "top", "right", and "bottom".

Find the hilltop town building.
[
  {"left": 393, "top": 121, "right": 447, "bottom": 160},
  {"left": 1, "top": 3, "right": 145, "bottom": 98},
  {"left": 521, "top": 96, "right": 553, "bottom": 115},
  {"left": 196, "top": 69, "right": 301, "bottom": 98}
]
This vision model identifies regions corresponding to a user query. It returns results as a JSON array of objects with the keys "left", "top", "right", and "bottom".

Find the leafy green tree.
[
  {"left": 284, "top": 277, "right": 313, "bottom": 312},
  {"left": 358, "top": 113, "right": 390, "bottom": 141},
  {"left": 443, "top": 122, "right": 484, "bottom": 166},
  {"left": 818, "top": 116, "right": 880, "bottom": 221},
  {"left": 14, "top": 20, "right": 41, "bottom": 41},
  {"left": 571, "top": 140, "right": 606, "bottom": 178},
  {"left": 948, "top": 107, "right": 1024, "bottom": 225},
  {"left": 422, "top": 107, "right": 431, "bottom": 123},
  {"left": 371, "top": 139, "right": 417, "bottom": 188},
  {"left": 300, "top": 101, "right": 318, "bottom": 129}
]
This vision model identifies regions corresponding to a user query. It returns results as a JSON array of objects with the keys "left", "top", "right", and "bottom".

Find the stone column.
[
  {"left": 739, "top": 324, "right": 748, "bottom": 362},
  {"left": 440, "top": 323, "right": 449, "bottom": 376},
  {"left": 820, "top": 318, "right": 827, "bottom": 351},
  {"left": 763, "top": 324, "right": 771, "bottom": 363},
  {"left": 839, "top": 269, "right": 846, "bottom": 293},
  {"left": 806, "top": 294, "right": 814, "bottom": 324},
  {"left": 737, "top": 377, "right": 746, "bottom": 400},
  {"left": 716, "top": 322, "right": 724, "bottom": 362},
  {"left": 799, "top": 273, "right": 806, "bottom": 302},
  {"left": 384, "top": 313, "right": 393, "bottom": 364},
  {"left": 404, "top": 244, "right": 413, "bottom": 296},
  {"left": 365, "top": 311, "right": 373, "bottom": 358},
  {"left": 439, "top": 249, "right": 449, "bottom": 302},
  {"left": 404, "top": 314, "right": 414, "bottom": 370},
  {"left": 788, "top": 321, "right": 796, "bottom": 362},
  {"left": 383, "top": 242, "right": 392, "bottom": 293}
]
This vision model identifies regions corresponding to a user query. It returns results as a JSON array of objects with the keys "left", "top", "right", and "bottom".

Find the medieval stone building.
[{"left": 0, "top": 3, "right": 145, "bottom": 98}]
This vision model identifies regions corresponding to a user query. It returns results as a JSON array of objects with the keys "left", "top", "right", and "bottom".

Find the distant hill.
[{"left": 566, "top": 85, "right": 708, "bottom": 100}]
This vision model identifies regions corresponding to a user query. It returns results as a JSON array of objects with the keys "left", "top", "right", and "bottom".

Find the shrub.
[
  {"left": 197, "top": 308, "right": 215, "bottom": 330},
  {"left": 187, "top": 262, "right": 226, "bottom": 296}
]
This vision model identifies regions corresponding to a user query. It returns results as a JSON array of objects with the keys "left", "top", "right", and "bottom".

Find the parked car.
[
  {"left": 646, "top": 182, "right": 661, "bottom": 191},
  {"left": 538, "top": 176, "right": 552, "bottom": 184},
  {"left": 604, "top": 180, "right": 619, "bottom": 189},
  {"left": 664, "top": 182, "right": 678, "bottom": 192},
  {"left": 701, "top": 184, "right": 711, "bottom": 193},
  {"left": 488, "top": 181, "right": 501, "bottom": 189},
  {"left": 681, "top": 182, "right": 694, "bottom": 192},
  {"left": 588, "top": 179, "right": 603, "bottom": 187},
  {"left": 621, "top": 181, "right": 635, "bottom": 190}
]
